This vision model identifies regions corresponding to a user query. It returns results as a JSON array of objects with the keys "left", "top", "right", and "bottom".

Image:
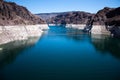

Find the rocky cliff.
[
  {"left": 86, "top": 7, "right": 120, "bottom": 37},
  {"left": 85, "top": 7, "right": 114, "bottom": 35},
  {"left": 0, "top": 0, "right": 45, "bottom": 25},
  {"left": 0, "top": 0, "right": 49, "bottom": 45}
]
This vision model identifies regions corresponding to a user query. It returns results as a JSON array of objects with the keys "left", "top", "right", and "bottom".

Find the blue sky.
[{"left": 6, "top": 0, "right": 120, "bottom": 13}]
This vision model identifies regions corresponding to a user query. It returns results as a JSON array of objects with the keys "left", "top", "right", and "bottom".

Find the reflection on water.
[
  {"left": 47, "top": 26, "right": 90, "bottom": 41},
  {"left": 48, "top": 26, "right": 120, "bottom": 59},
  {"left": 66, "top": 28, "right": 91, "bottom": 42},
  {"left": 0, "top": 37, "right": 40, "bottom": 68},
  {"left": 91, "top": 34, "right": 120, "bottom": 59},
  {"left": 58, "top": 26, "right": 120, "bottom": 59},
  {"left": 0, "top": 26, "right": 120, "bottom": 80}
]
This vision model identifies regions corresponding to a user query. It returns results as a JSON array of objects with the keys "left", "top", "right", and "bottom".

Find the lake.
[{"left": 0, "top": 26, "right": 120, "bottom": 80}]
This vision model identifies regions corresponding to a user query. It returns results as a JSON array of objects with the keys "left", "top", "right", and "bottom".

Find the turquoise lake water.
[{"left": 0, "top": 26, "right": 120, "bottom": 80}]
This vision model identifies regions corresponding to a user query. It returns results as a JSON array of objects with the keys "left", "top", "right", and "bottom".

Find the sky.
[{"left": 6, "top": 0, "right": 120, "bottom": 14}]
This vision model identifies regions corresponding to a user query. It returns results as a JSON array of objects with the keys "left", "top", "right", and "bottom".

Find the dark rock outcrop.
[
  {"left": 0, "top": 0, "right": 45, "bottom": 26},
  {"left": 106, "top": 7, "right": 120, "bottom": 26},
  {"left": 83, "top": 7, "right": 114, "bottom": 33},
  {"left": 92, "top": 7, "right": 113, "bottom": 25},
  {"left": 105, "top": 7, "right": 120, "bottom": 37},
  {"left": 84, "top": 7, "right": 114, "bottom": 31},
  {"left": 84, "top": 7, "right": 120, "bottom": 37}
]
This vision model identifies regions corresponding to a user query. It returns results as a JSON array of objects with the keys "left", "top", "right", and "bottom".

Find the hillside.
[{"left": 0, "top": 0, "right": 45, "bottom": 25}]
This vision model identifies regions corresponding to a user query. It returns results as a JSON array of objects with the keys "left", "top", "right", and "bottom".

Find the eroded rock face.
[{"left": 0, "top": 0, "right": 45, "bottom": 25}]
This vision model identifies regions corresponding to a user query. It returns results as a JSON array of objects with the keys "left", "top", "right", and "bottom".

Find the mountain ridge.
[
  {"left": 37, "top": 11, "right": 95, "bottom": 24},
  {"left": 0, "top": 0, "right": 45, "bottom": 26}
]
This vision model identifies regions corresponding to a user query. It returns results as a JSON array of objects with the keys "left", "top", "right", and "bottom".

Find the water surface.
[{"left": 0, "top": 26, "right": 120, "bottom": 80}]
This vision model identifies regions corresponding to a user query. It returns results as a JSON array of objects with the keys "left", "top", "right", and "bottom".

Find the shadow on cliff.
[{"left": 90, "top": 34, "right": 120, "bottom": 59}]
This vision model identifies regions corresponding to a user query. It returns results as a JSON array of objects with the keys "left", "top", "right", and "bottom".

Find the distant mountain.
[
  {"left": 36, "top": 13, "right": 61, "bottom": 21},
  {"left": 0, "top": 0, "right": 45, "bottom": 25},
  {"left": 37, "top": 11, "right": 95, "bottom": 25}
]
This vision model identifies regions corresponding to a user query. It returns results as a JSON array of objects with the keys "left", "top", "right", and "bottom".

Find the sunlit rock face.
[
  {"left": 0, "top": 24, "right": 49, "bottom": 45},
  {"left": 91, "top": 25, "right": 110, "bottom": 35}
]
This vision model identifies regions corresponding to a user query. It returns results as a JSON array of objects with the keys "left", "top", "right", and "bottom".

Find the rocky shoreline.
[
  {"left": 91, "top": 25, "right": 110, "bottom": 35},
  {"left": 48, "top": 24, "right": 111, "bottom": 35},
  {"left": 0, "top": 24, "right": 49, "bottom": 45}
]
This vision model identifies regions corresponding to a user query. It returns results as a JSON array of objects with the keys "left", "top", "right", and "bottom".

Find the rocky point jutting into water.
[
  {"left": 0, "top": 0, "right": 48, "bottom": 45},
  {"left": 86, "top": 7, "right": 114, "bottom": 35},
  {"left": 86, "top": 7, "right": 120, "bottom": 37}
]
